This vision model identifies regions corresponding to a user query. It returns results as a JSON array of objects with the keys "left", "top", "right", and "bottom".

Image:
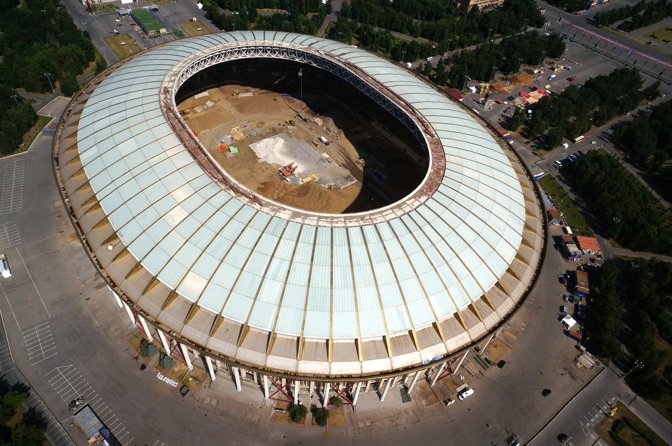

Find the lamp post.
[
  {"left": 538, "top": 51, "right": 546, "bottom": 67},
  {"left": 44, "top": 72, "right": 54, "bottom": 94},
  {"left": 622, "top": 359, "right": 644, "bottom": 379},
  {"left": 401, "top": 50, "right": 406, "bottom": 63},
  {"left": 298, "top": 68, "right": 303, "bottom": 106},
  {"left": 486, "top": 28, "right": 492, "bottom": 43},
  {"left": 461, "top": 74, "right": 470, "bottom": 93}
]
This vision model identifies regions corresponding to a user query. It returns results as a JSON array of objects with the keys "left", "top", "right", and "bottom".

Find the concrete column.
[
  {"left": 452, "top": 349, "right": 470, "bottom": 375},
  {"left": 381, "top": 377, "right": 393, "bottom": 402},
  {"left": 205, "top": 356, "right": 216, "bottom": 381},
  {"left": 179, "top": 343, "right": 193, "bottom": 370},
  {"left": 352, "top": 382, "right": 362, "bottom": 406},
  {"left": 293, "top": 380, "right": 299, "bottom": 405},
  {"left": 253, "top": 371, "right": 258, "bottom": 384},
  {"left": 138, "top": 315, "right": 153, "bottom": 342},
  {"left": 109, "top": 287, "right": 123, "bottom": 308},
  {"left": 364, "top": 380, "right": 371, "bottom": 393},
  {"left": 322, "top": 383, "right": 329, "bottom": 407},
  {"left": 431, "top": 361, "right": 448, "bottom": 386},
  {"left": 281, "top": 377, "right": 286, "bottom": 388},
  {"left": 407, "top": 371, "right": 421, "bottom": 395},
  {"left": 263, "top": 375, "right": 269, "bottom": 399},
  {"left": 309, "top": 381, "right": 315, "bottom": 394},
  {"left": 156, "top": 330, "right": 171, "bottom": 355},
  {"left": 480, "top": 333, "right": 496, "bottom": 354},
  {"left": 122, "top": 302, "right": 134, "bottom": 325},
  {"left": 232, "top": 367, "right": 242, "bottom": 392}
]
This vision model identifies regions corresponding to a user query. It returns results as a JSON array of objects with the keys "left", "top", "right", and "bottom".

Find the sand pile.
[{"left": 257, "top": 181, "right": 355, "bottom": 213}]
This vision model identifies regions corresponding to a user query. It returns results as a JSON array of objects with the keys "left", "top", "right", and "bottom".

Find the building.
[
  {"left": 456, "top": 0, "right": 505, "bottom": 10},
  {"left": 54, "top": 32, "right": 544, "bottom": 405}
]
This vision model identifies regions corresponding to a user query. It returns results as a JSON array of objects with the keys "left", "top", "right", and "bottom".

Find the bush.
[
  {"left": 312, "top": 407, "right": 330, "bottom": 426},
  {"left": 329, "top": 396, "right": 343, "bottom": 406},
  {"left": 158, "top": 352, "right": 174, "bottom": 370},
  {"left": 139, "top": 338, "right": 158, "bottom": 357},
  {"left": 288, "top": 403, "right": 308, "bottom": 423}
]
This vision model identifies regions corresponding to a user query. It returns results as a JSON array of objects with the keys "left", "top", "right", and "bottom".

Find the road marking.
[
  {"left": 16, "top": 248, "right": 51, "bottom": 318},
  {"left": 0, "top": 160, "right": 24, "bottom": 215},
  {"left": 0, "top": 338, "right": 14, "bottom": 373},
  {"left": 46, "top": 365, "right": 134, "bottom": 446},
  {"left": 153, "top": 441, "right": 168, "bottom": 446},
  {"left": 25, "top": 392, "right": 76, "bottom": 446},
  {"left": 23, "top": 322, "right": 57, "bottom": 365},
  {"left": 0, "top": 221, "right": 21, "bottom": 251},
  {"left": 0, "top": 281, "right": 21, "bottom": 330}
]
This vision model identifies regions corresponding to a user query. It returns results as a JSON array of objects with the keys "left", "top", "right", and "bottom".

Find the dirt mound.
[{"left": 257, "top": 180, "right": 353, "bottom": 213}]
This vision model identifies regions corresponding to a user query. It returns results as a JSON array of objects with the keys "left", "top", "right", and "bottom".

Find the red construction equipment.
[{"left": 278, "top": 162, "right": 298, "bottom": 177}]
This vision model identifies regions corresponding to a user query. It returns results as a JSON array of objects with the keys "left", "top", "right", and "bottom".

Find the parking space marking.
[
  {"left": 153, "top": 441, "right": 168, "bottom": 446},
  {"left": 0, "top": 221, "right": 21, "bottom": 251},
  {"left": 0, "top": 338, "right": 14, "bottom": 373},
  {"left": 23, "top": 321, "right": 57, "bottom": 365},
  {"left": 46, "top": 365, "right": 134, "bottom": 446},
  {"left": 0, "top": 159, "right": 25, "bottom": 215},
  {"left": 25, "top": 392, "right": 76, "bottom": 446}
]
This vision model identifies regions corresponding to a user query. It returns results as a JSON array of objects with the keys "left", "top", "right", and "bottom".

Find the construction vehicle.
[
  {"left": 609, "top": 403, "right": 618, "bottom": 417},
  {"left": 278, "top": 162, "right": 298, "bottom": 177}
]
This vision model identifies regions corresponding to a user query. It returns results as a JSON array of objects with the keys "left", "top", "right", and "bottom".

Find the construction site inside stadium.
[
  {"left": 175, "top": 59, "right": 427, "bottom": 214},
  {"left": 53, "top": 32, "right": 545, "bottom": 407}
]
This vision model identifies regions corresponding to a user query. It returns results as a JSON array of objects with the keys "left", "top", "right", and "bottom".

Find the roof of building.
[
  {"left": 575, "top": 235, "right": 601, "bottom": 253},
  {"left": 60, "top": 32, "right": 543, "bottom": 376}
]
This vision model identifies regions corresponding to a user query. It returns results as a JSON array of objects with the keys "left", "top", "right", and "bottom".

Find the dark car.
[
  {"left": 559, "top": 276, "right": 566, "bottom": 285},
  {"left": 542, "top": 388, "right": 552, "bottom": 397},
  {"left": 497, "top": 360, "right": 507, "bottom": 369},
  {"left": 557, "top": 433, "right": 568, "bottom": 442}
]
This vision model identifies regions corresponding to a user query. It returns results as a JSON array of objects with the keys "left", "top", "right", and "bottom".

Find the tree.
[
  {"left": 312, "top": 406, "right": 330, "bottom": 426},
  {"left": 10, "top": 424, "right": 45, "bottom": 446},
  {"left": 139, "top": 338, "right": 158, "bottom": 357},
  {"left": 288, "top": 403, "right": 307, "bottom": 422}
]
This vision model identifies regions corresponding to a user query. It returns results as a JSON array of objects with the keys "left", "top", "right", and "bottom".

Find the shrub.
[
  {"left": 139, "top": 338, "right": 158, "bottom": 357},
  {"left": 288, "top": 403, "right": 308, "bottom": 423},
  {"left": 312, "top": 407, "right": 330, "bottom": 426},
  {"left": 158, "top": 352, "right": 174, "bottom": 370},
  {"left": 329, "top": 396, "right": 343, "bottom": 406}
]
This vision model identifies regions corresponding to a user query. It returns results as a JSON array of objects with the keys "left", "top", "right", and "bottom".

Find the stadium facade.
[{"left": 54, "top": 31, "right": 545, "bottom": 405}]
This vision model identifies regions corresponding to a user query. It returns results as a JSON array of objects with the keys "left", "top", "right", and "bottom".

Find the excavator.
[{"left": 278, "top": 162, "right": 298, "bottom": 177}]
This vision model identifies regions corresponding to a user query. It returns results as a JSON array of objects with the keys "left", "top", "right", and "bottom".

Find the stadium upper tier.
[{"left": 56, "top": 31, "right": 544, "bottom": 378}]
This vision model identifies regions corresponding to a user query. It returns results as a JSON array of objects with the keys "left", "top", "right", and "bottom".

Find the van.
[
  {"left": 554, "top": 160, "right": 562, "bottom": 167},
  {"left": 318, "top": 136, "right": 330, "bottom": 145},
  {"left": 456, "top": 384, "right": 474, "bottom": 400},
  {"left": 458, "top": 387, "right": 474, "bottom": 400}
]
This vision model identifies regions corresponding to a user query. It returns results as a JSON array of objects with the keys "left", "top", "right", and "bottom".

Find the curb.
[{"left": 526, "top": 365, "right": 606, "bottom": 445}]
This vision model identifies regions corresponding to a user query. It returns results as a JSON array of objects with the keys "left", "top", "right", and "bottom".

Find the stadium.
[{"left": 54, "top": 31, "right": 545, "bottom": 406}]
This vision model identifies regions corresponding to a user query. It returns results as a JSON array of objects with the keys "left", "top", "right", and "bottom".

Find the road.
[
  {"left": 0, "top": 95, "right": 604, "bottom": 446},
  {"left": 540, "top": 1, "right": 672, "bottom": 84},
  {"left": 60, "top": 0, "right": 214, "bottom": 65},
  {"left": 530, "top": 367, "right": 672, "bottom": 446}
]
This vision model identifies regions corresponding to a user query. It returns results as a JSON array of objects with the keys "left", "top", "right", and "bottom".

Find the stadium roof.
[{"left": 61, "top": 32, "right": 542, "bottom": 376}]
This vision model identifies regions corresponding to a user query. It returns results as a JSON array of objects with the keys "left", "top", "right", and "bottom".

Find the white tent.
[{"left": 561, "top": 315, "right": 577, "bottom": 330}]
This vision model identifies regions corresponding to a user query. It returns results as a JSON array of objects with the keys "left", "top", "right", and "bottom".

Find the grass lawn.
[
  {"left": 104, "top": 34, "right": 142, "bottom": 60},
  {"left": 594, "top": 403, "right": 667, "bottom": 446},
  {"left": 538, "top": 175, "right": 592, "bottom": 235},
  {"left": 181, "top": 20, "right": 211, "bottom": 37},
  {"left": 132, "top": 8, "right": 163, "bottom": 33},
  {"left": 649, "top": 26, "right": 672, "bottom": 43},
  {"left": 21, "top": 115, "right": 52, "bottom": 152}
]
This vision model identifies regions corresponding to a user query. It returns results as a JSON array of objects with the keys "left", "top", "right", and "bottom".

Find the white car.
[{"left": 456, "top": 384, "right": 474, "bottom": 400}]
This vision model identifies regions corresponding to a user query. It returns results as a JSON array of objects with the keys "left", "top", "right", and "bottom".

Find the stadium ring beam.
[{"left": 54, "top": 31, "right": 545, "bottom": 405}]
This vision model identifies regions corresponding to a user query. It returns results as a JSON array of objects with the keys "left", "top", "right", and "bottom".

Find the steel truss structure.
[{"left": 167, "top": 44, "right": 427, "bottom": 149}]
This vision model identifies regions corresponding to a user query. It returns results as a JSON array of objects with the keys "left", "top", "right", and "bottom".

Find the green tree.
[
  {"left": 11, "top": 424, "right": 45, "bottom": 446},
  {"left": 312, "top": 407, "right": 330, "bottom": 426},
  {"left": 288, "top": 403, "right": 307, "bottom": 422}
]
